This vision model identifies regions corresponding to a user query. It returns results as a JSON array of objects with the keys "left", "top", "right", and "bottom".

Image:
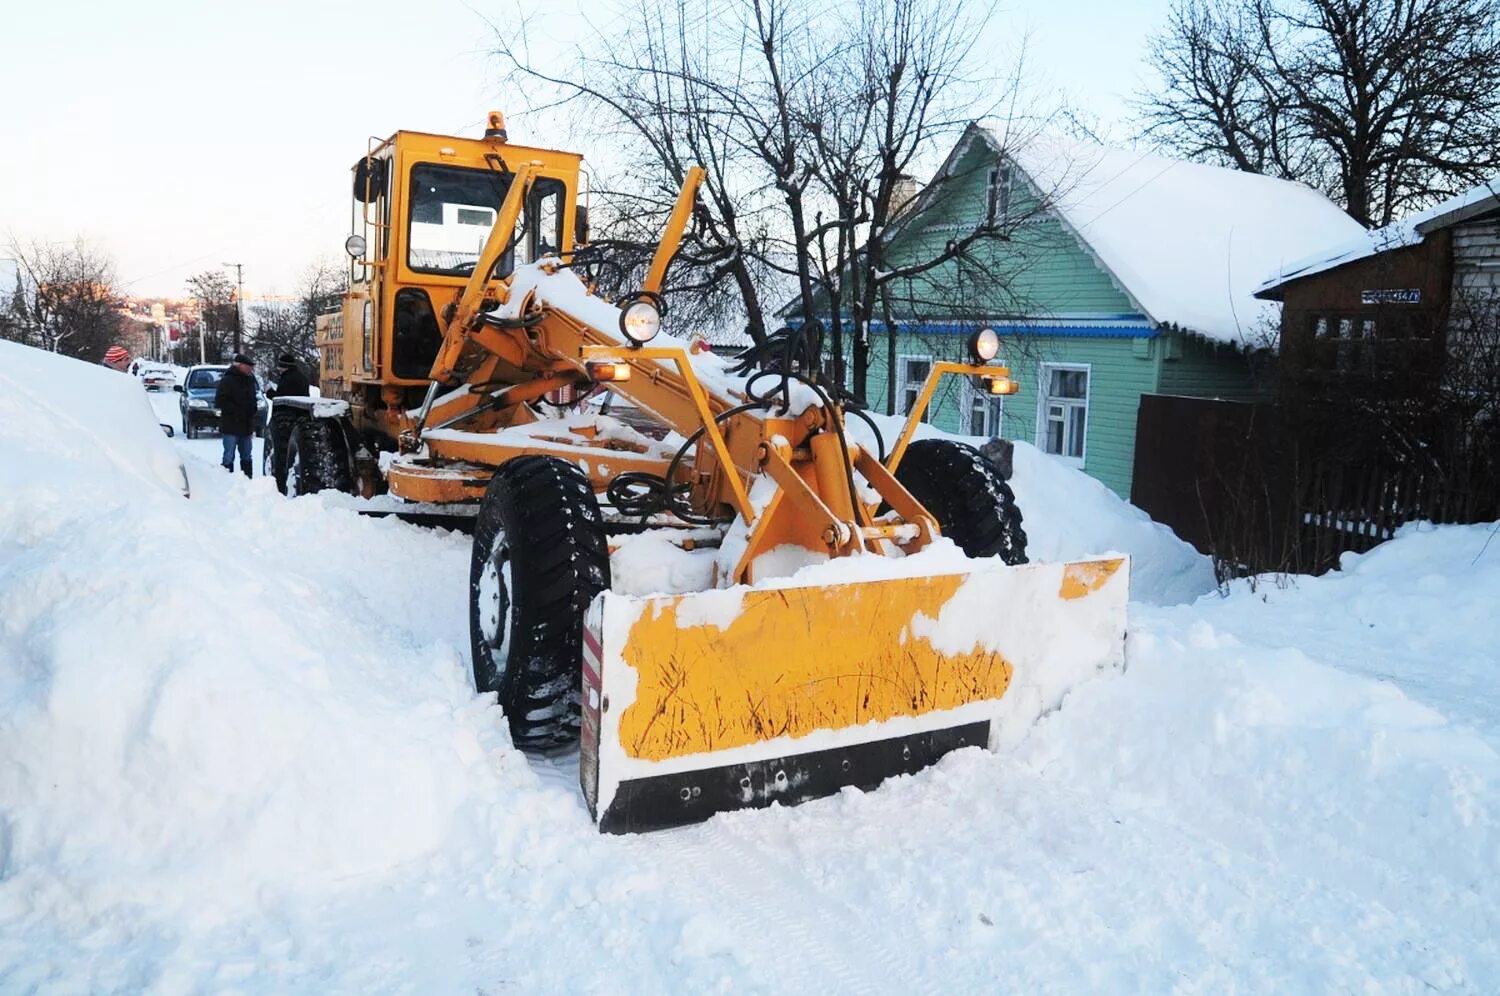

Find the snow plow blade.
[{"left": 580, "top": 555, "right": 1129, "bottom": 833}]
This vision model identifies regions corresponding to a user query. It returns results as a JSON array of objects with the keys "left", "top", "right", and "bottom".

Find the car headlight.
[
  {"left": 188, "top": 399, "right": 209, "bottom": 409},
  {"left": 620, "top": 299, "right": 661, "bottom": 346}
]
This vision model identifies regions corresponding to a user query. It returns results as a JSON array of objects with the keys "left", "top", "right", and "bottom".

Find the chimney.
[{"left": 890, "top": 174, "right": 920, "bottom": 217}]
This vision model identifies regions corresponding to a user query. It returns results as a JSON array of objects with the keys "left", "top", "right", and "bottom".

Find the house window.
[
  {"left": 1037, "top": 363, "right": 1089, "bottom": 466},
  {"left": 898, "top": 354, "right": 933, "bottom": 420},
  {"left": 987, "top": 165, "right": 1012, "bottom": 223},
  {"left": 960, "top": 377, "right": 1003, "bottom": 437}
]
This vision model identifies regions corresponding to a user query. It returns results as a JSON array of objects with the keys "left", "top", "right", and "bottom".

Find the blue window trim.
[{"left": 795, "top": 316, "right": 1157, "bottom": 339}]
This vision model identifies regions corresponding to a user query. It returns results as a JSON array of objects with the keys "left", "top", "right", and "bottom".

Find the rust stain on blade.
[
  {"left": 616, "top": 573, "right": 1013, "bottom": 761},
  {"left": 1058, "top": 558, "right": 1124, "bottom": 600}
]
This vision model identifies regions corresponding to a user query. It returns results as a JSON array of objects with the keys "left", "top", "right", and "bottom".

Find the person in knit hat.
[
  {"left": 267, "top": 352, "right": 311, "bottom": 399},
  {"left": 214, "top": 354, "right": 259, "bottom": 477},
  {"left": 264, "top": 353, "right": 311, "bottom": 493}
]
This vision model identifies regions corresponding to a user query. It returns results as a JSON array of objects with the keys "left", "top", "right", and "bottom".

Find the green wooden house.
[{"left": 830, "top": 125, "right": 1363, "bottom": 498}]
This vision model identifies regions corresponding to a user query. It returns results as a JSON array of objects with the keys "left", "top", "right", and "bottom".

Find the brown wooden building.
[{"left": 1255, "top": 180, "right": 1500, "bottom": 399}]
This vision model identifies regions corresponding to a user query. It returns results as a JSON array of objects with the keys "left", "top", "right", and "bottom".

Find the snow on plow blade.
[{"left": 581, "top": 556, "right": 1129, "bottom": 833}]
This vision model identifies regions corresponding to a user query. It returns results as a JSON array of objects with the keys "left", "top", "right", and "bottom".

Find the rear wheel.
[
  {"left": 469, "top": 456, "right": 611, "bottom": 750},
  {"left": 267, "top": 410, "right": 301, "bottom": 495},
  {"left": 284, "top": 419, "right": 351, "bottom": 496},
  {"left": 895, "top": 439, "right": 1027, "bottom": 564}
]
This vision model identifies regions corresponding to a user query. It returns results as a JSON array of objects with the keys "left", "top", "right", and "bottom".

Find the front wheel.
[
  {"left": 469, "top": 456, "right": 611, "bottom": 750},
  {"left": 894, "top": 439, "right": 1028, "bottom": 564}
]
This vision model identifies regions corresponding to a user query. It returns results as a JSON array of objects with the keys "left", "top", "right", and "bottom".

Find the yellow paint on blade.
[
  {"left": 1059, "top": 558, "right": 1125, "bottom": 600},
  {"left": 617, "top": 573, "right": 1014, "bottom": 761}
]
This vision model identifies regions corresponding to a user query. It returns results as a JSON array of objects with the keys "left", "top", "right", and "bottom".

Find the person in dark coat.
[
  {"left": 214, "top": 354, "right": 259, "bottom": 477},
  {"left": 267, "top": 353, "right": 310, "bottom": 398},
  {"left": 265, "top": 353, "right": 310, "bottom": 494}
]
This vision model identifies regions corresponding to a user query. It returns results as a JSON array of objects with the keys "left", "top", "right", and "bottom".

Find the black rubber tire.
[
  {"left": 469, "top": 456, "right": 611, "bottom": 750},
  {"left": 183, "top": 414, "right": 196, "bottom": 439},
  {"left": 285, "top": 419, "right": 352, "bottom": 496},
  {"left": 894, "top": 438, "right": 1028, "bottom": 564},
  {"left": 267, "top": 410, "right": 301, "bottom": 495}
]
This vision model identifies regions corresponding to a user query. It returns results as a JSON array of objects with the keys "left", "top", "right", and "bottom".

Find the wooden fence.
[{"left": 1131, "top": 394, "right": 1496, "bottom": 579}]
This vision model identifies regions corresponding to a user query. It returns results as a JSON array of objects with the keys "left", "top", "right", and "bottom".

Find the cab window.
[
  {"left": 407, "top": 164, "right": 566, "bottom": 276},
  {"left": 408, "top": 164, "right": 510, "bottom": 275}
]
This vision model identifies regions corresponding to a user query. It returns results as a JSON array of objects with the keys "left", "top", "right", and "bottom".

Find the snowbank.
[
  {"left": 0, "top": 344, "right": 750, "bottom": 991},
  {"left": 0, "top": 340, "right": 189, "bottom": 501},
  {"left": 0, "top": 358, "right": 487, "bottom": 917},
  {"left": 4, "top": 342, "right": 1496, "bottom": 991}
]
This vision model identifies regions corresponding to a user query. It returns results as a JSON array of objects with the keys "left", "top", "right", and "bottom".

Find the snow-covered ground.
[{"left": 2, "top": 344, "right": 1498, "bottom": 992}]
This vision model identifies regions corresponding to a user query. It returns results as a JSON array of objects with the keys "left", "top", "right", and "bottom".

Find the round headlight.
[
  {"left": 969, "top": 327, "right": 999, "bottom": 363},
  {"left": 344, "top": 234, "right": 367, "bottom": 259},
  {"left": 620, "top": 299, "right": 662, "bottom": 345}
]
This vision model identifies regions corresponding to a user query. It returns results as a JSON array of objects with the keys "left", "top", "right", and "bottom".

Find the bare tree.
[
  {"left": 493, "top": 0, "right": 789, "bottom": 345},
  {"left": 2, "top": 237, "right": 125, "bottom": 361},
  {"left": 801, "top": 1, "right": 1036, "bottom": 409},
  {"left": 1139, "top": 0, "right": 1500, "bottom": 226},
  {"left": 247, "top": 259, "right": 346, "bottom": 372},
  {"left": 185, "top": 270, "right": 238, "bottom": 363},
  {"left": 494, "top": 0, "right": 1040, "bottom": 407}
]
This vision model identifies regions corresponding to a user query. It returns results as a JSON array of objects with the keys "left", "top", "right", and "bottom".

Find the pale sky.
[{"left": 0, "top": 0, "right": 1167, "bottom": 298}]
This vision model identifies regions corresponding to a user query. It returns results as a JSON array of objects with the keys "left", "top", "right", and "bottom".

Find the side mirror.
[
  {"left": 160, "top": 423, "right": 175, "bottom": 438},
  {"left": 174, "top": 384, "right": 184, "bottom": 393},
  {"left": 353, "top": 156, "right": 387, "bottom": 204},
  {"left": 574, "top": 203, "right": 590, "bottom": 246}
]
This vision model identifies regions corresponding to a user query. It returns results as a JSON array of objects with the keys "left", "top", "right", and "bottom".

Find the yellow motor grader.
[{"left": 274, "top": 113, "right": 1128, "bottom": 832}]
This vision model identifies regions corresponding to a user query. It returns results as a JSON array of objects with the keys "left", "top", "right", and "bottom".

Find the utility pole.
[{"left": 224, "top": 262, "right": 245, "bottom": 354}]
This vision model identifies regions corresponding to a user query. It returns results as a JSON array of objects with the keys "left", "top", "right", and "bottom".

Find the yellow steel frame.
[
  {"left": 886, "top": 361, "right": 1018, "bottom": 473},
  {"left": 336, "top": 126, "right": 1030, "bottom": 582},
  {"left": 643, "top": 167, "right": 704, "bottom": 295},
  {"left": 579, "top": 344, "right": 754, "bottom": 521}
]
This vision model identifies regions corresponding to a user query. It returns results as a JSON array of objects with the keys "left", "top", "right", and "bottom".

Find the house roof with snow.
[
  {"left": 968, "top": 126, "right": 1366, "bottom": 347},
  {"left": 1254, "top": 175, "right": 1500, "bottom": 300}
]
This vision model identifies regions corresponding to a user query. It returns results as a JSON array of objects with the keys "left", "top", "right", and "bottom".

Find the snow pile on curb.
[
  {"left": 0, "top": 410, "right": 489, "bottom": 917},
  {"left": 0, "top": 343, "right": 734, "bottom": 992},
  {"left": 0, "top": 340, "right": 188, "bottom": 503}
]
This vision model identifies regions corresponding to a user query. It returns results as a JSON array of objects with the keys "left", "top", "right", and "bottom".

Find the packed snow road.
[{"left": 2, "top": 344, "right": 1498, "bottom": 992}]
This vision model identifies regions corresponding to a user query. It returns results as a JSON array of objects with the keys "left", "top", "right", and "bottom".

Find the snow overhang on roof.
[
  {"left": 1254, "top": 176, "right": 1500, "bottom": 300},
  {"left": 976, "top": 125, "right": 1366, "bottom": 349}
]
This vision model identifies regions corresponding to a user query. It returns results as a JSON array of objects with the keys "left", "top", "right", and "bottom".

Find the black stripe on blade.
[{"left": 598, "top": 721, "right": 990, "bottom": 834}]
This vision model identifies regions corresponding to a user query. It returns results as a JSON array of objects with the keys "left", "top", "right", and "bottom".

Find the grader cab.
[{"left": 275, "top": 113, "right": 1128, "bottom": 833}]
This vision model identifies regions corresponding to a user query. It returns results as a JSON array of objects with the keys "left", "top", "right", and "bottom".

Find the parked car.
[
  {"left": 134, "top": 361, "right": 177, "bottom": 392},
  {"left": 175, "top": 364, "right": 268, "bottom": 439}
]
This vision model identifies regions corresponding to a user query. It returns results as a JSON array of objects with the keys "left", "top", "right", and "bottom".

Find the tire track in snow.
[{"left": 649, "top": 817, "right": 938, "bottom": 996}]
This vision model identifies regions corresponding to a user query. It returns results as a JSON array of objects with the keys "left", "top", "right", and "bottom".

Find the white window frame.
[
  {"left": 897, "top": 353, "right": 934, "bottom": 420},
  {"left": 987, "top": 164, "right": 1012, "bottom": 224},
  {"left": 959, "top": 376, "right": 1004, "bottom": 438},
  {"left": 1035, "top": 362, "right": 1090, "bottom": 468}
]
